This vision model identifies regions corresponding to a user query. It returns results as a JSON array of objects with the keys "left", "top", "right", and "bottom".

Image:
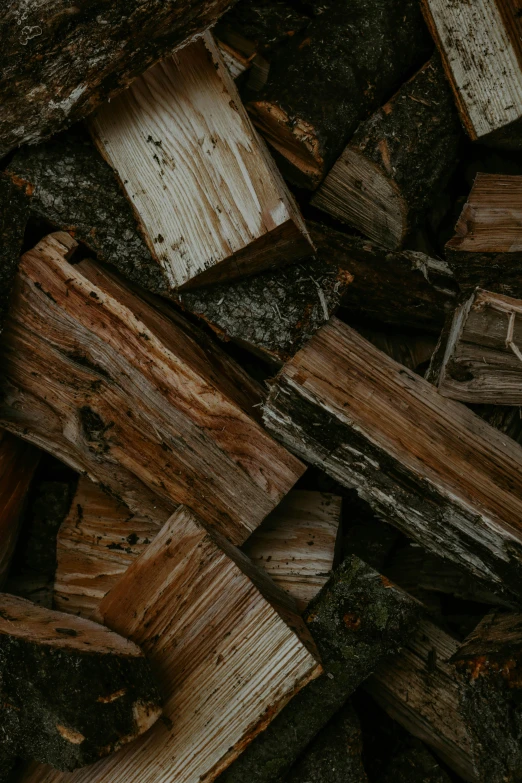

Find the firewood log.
[
  {"left": 217, "top": 556, "right": 421, "bottom": 783},
  {"left": 445, "top": 174, "right": 522, "bottom": 298},
  {"left": 356, "top": 327, "right": 437, "bottom": 373},
  {"left": 421, "top": 0, "right": 522, "bottom": 148},
  {"left": 0, "top": 232, "right": 304, "bottom": 545},
  {"left": 0, "top": 432, "right": 40, "bottom": 587},
  {"left": 0, "top": 593, "right": 161, "bottom": 771},
  {"left": 89, "top": 34, "right": 313, "bottom": 291},
  {"left": 381, "top": 741, "right": 452, "bottom": 783},
  {"left": 22, "top": 506, "right": 322, "bottom": 783},
  {"left": 310, "top": 223, "right": 458, "bottom": 333},
  {"left": 285, "top": 702, "right": 368, "bottom": 783},
  {"left": 311, "top": 56, "right": 461, "bottom": 249},
  {"left": 243, "top": 490, "right": 342, "bottom": 611},
  {"left": 262, "top": 317, "right": 522, "bottom": 603},
  {"left": 0, "top": 0, "right": 237, "bottom": 156},
  {"left": 246, "top": 0, "right": 432, "bottom": 189},
  {"left": 0, "top": 176, "right": 29, "bottom": 335}
]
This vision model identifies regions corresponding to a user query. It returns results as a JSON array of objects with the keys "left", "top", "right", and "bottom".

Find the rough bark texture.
[
  {"left": 0, "top": 176, "right": 29, "bottom": 335},
  {"left": 215, "top": 0, "right": 309, "bottom": 56},
  {"left": 216, "top": 555, "right": 421, "bottom": 783},
  {"left": 0, "top": 0, "right": 238, "bottom": 156},
  {"left": 381, "top": 742, "right": 452, "bottom": 783},
  {"left": 284, "top": 702, "right": 368, "bottom": 783},
  {"left": 247, "top": 0, "right": 432, "bottom": 188},
  {"left": 0, "top": 594, "right": 161, "bottom": 771},
  {"left": 312, "top": 55, "right": 462, "bottom": 249},
  {"left": 310, "top": 223, "right": 458, "bottom": 333}
]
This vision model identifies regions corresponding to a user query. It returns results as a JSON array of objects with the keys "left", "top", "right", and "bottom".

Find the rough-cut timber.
[
  {"left": 217, "top": 556, "right": 421, "bottom": 783},
  {"left": 421, "top": 0, "right": 522, "bottom": 147},
  {"left": 446, "top": 174, "right": 522, "bottom": 298},
  {"left": 435, "top": 288, "right": 522, "bottom": 404},
  {"left": 90, "top": 34, "right": 313, "bottom": 291},
  {"left": 0, "top": 432, "right": 40, "bottom": 587},
  {"left": 0, "top": 233, "right": 304, "bottom": 545},
  {"left": 0, "top": 593, "right": 161, "bottom": 771},
  {"left": 285, "top": 702, "right": 368, "bottom": 783},
  {"left": 0, "top": 175, "right": 29, "bottom": 334},
  {"left": 263, "top": 317, "right": 522, "bottom": 603},
  {"left": 23, "top": 507, "right": 322, "bottom": 783},
  {"left": 312, "top": 56, "right": 461, "bottom": 249},
  {"left": 54, "top": 478, "right": 166, "bottom": 619},
  {"left": 310, "top": 223, "right": 458, "bottom": 333},
  {"left": 0, "top": 0, "right": 238, "bottom": 156},
  {"left": 243, "top": 490, "right": 342, "bottom": 611},
  {"left": 247, "top": 0, "right": 432, "bottom": 189}
]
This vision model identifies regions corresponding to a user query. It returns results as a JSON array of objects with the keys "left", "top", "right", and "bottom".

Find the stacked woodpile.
[{"left": 2, "top": 1, "right": 522, "bottom": 781}]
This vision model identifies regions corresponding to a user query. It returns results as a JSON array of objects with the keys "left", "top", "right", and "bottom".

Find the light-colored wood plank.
[
  {"left": 0, "top": 233, "right": 305, "bottom": 545},
  {"left": 23, "top": 507, "right": 322, "bottom": 783},
  {"left": 243, "top": 490, "right": 341, "bottom": 611},
  {"left": 90, "top": 34, "right": 313, "bottom": 291}
]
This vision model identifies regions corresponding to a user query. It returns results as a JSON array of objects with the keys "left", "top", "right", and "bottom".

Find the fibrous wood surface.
[
  {"left": 263, "top": 317, "right": 522, "bottom": 603},
  {"left": 23, "top": 507, "right": 321, "bottom": 783},
  {"left": 0, "top": 593, "right": 161, "bottom": 771},
  {"left": 0, "top": 0, "right": 237, "bottom": 156},
  {"left": 90, "top": 34, "right": 313, "bottom": 291},
  {"left": 0, "top": 232, "right": 304, "bottom": 545}
]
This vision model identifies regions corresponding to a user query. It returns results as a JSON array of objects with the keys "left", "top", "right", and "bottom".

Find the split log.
[
  {"left": 434, "top": 288, "right": 522, "bottom": 404},
  {"left": 445, "top": 174, "right": 522, "bottom": 298},
  {"left": 22, "top": 506, "right": 322, "bottom": 783},
  {"left": 0, "top": 0, "right": 237, "bottom": 156},
  {"left": 0, "top": 176, "right": 29, "bottom": 335},
  {"left": 421, "top": 0, "right": 522, "bottom": 148},
  {"left": 357, "top": 326, "right": 437, "bottom": 373},
  {"left": 262, "top": 316, "right": 522, "bottom": 603},
  {"left": 0, "top": 593, "right": 161, "bottom": 771},
  {"left": 246, "top": 0, "right": 432, "bottom": 189},
  {"left": 311, "top": 56, "right": 461, "bottom": 249},
  {"left": 243, "top": 490, "right": 342, "bottom": 611},
  {"left": 89, "top": 34, "right": 313, "bottom": 291},
  {"left": 0, "top": 232, "right": 304, "bottom": 545},
  {"left": 217, "top": 555, "right": 421, "bottom": 783},
  {"left": 0, "top": 432, "right": 40, "bottom": 587},
  {"left": 285, "top": 702, "right": 368, "bottom": 783},
  {"left": 310, "top": 223, "right": 458, "bottom": 333}
]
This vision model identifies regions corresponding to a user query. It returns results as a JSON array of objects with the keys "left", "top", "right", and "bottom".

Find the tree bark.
[
  {"left": 0, "top": 593, "right": 161, "bottom": 771},
  {"left": 262, "top": 317, "right": 522, "bottom": 603},
  {"left": 246, "top": 0, "right": 432, "bottom": 189},
  {"left": 311, "top": 56, "right": 462, "bottom": 249},
  {"left": 0, "top": 0, "right": 237, "bottom": 156},
  {"left": 0, "top": 176, "right": 29, "bottom": 335}
]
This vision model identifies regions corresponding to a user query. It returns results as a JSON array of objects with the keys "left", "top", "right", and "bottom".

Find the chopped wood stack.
[{"left": 4, "top": 0, "right": 522, "bottom": 780}]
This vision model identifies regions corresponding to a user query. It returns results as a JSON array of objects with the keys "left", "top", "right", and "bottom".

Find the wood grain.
[
  {"left": 22, "top": 507, "right": 321, "bottom": 783},
  {"left": 0, "top": 233, "right": 305, "bottom": 545},
  {"left": 90, "top": 34, "right": 313, "bottom": 291}
]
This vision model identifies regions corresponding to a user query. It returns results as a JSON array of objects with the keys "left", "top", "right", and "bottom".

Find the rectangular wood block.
[{"left": 90, "top": 34, "right": 313, "bottom": 291}]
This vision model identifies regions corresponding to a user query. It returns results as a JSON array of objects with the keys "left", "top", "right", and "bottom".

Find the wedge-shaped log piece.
[
  {"left": 0, "top": 431, "right": 40, "bottom": 587},
  {"left": 0, "top": 232, "right": 304, "bottom": 545},
  {"left": 435, "top": 289, "right": 522, "bottom": 404},
  {"left": 22, "top": 507, "right": 322, "bottom": 783},
  {"left": 263, "top": 317, "right": 522, "bottom": 603},
  {"left": 312, "top": 57, "right": 461, "bottom": 249},
  {"left": 422, "top": 0, "right": 522, "bottom": 147},
  {"left": 90, "top": 34, "right": 313, "bottom": 291},
  {"left": 243, "top": 490, "right": 341, "bottom": 611},
  {"left": 0, "top": 0, "right": 237, "bottom": 156},
  {"left": 217, "top": 556, "right": 421, "bottom": 783},
  {"left": 0, "top": 593, "right": 161, "bottom": 771},
  {"left": 446, "top": 174, "right": 522, "bottom": 298}
]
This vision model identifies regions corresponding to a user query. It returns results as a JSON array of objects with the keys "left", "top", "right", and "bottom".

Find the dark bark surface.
[
  {"left": 0, "top": 176, "right": 29, "bottom": 335},
  {"left": 247, "top": 0, "right": 432, "bottom": 188},
  {"left": 216, "top": 555, "right": 421, "bottom": 783},
  {"left": 0, "top": 0, "right": 237, "bottom": 156},
  {"left": 381, "top": 743, "right": 452, "bottom": 783},
  {"left": 215, "top": 0, "right": 309, "bottom": 56}
]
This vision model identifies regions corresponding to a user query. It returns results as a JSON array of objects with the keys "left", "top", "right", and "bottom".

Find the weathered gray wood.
[
  {"left": 312, "top": 56, "right": 461, "bottom": 249},
  {"left": 0, "top": 593, "right": 161, "bottom": 771},
  {"left": 216, "top": 555, "right": 421, "bottom": 783},
  {"left": 435, "top": 288, "right": 522, "bottom": 404},
  {"left": 263, "top": 317, "right": 522, "bottom": 603},
  {"left": 0, "top": 233, "right": 304, "bottom": 545},
  {"left": 0, "top": 0, "right": 237, "bottom": 156},
  {"left": 446, "top": 174, "right": 522, "bottom": 297}
]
